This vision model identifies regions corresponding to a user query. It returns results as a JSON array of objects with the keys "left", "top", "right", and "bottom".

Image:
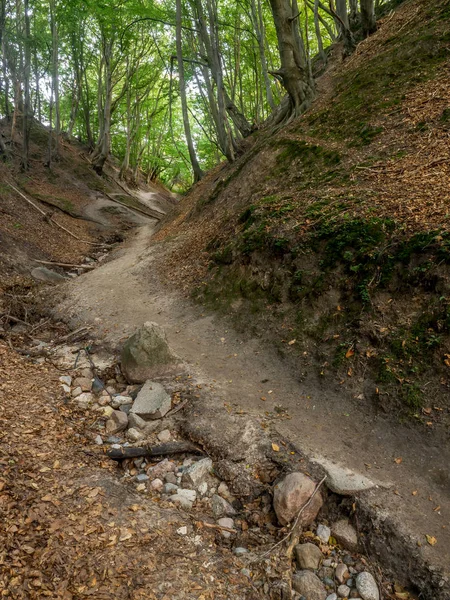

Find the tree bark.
[
  {"left": 176, "top": 0, "right": 203, "bottom": 182},
  {"left": 21, "top": 0, "right": 31, "bottom": 170},
  {"left": 360, "top": 0, "right": 376, "bottom": 36},
  {"left": 268, "top": 0, "right": 315, "bottom": 121}
]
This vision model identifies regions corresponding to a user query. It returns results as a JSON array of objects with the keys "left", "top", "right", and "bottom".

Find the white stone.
[
  {"left": 61, "top": 384, "right": 71, "bottom": 394},
  {"left": 337, "top": 584, "right": 350, "bottom": 598},
  {"left": 181, "top": 458, "right": 213, "bottom": 489},
  {"left": 94, "top": 435, "right": 103, "bottom": 445},
  {"left": 126, "top": 428, "right": 144, "bottom": 442},
  {"left": 177, "top": 489, "right": 197, "bottom": 502},
  {"left": 217, "top": 517, "right": 235, "bottom": 539},
  {"left": 110, "top": 395, "right": 133, "bottom": 409},
  {"left": 59, "top": 375, "right": 72, "bottom": 386},
  {"left": 316, "top": 524, "right": 331, "bottom": 544},
  {"left": 356, "top": 572, "right": 379, "bottom": 600},
  {"left": 177, "top": 526, "right": 188, "bottom": 535},
  {"left": 130, "top": 381, "right": 171, "bottom": 420},
  {"left": 197, "top": 482, "right": 208, "bottom": 496},
  {"left": 157, "top": 429, "right": 171, "bottom": 443},
  {"left": 76, "top": 392, "right": 94, "bottom": 409},
  {"left": 150, "top": 478, "right": 163, "bottom": 491},
  {"left": 311, "top": 457, "right": 377, "bottom": 495}
]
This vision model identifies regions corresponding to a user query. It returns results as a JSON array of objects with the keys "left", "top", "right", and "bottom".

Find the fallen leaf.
[
  {"left": 119, "top": 528, "right": 133, "bottom": 542},
  {"left": 394, "top": 457, "right": 403, "bottom": 464},
  {"left": 433, "top": 505, "right": 441, "bottom": 512},
  {"left": 426, "top": 534, "right": 437, "bottom": 546},
  {"left": 288, "top": 339, "right": 296, "bottom": 345},
  {"left": 271, "top": 443, "right": 280, "bottom": 452},
  {"left": 345, "top": 348, "right": 354, "bottom": 358},
  {"left": 412, "top": 490, "right": 418, "bottom": 496}
]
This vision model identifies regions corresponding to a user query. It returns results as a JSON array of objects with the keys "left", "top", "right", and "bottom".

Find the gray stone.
[
  {"left": 197, "top": 481, "right": 208, "bottom": 496},
  {"left": 136, "top": 473, "right": 149, "bottom": 482},
  {"left": 121, "top": 321, "right": 183, "bottom": 383},
  {"left": 295, "top": 543, "right": 323, "bottom": 570},
  {"left": 73, "top": 377, "right": 92, "bottom": 392},
  {"left": 218, "top": 481, "right": 232, "bottom": 500},
  {"left": 120, "top": 404, "right": 132, "bottom": 415},
  {"left": 292, "top": 571, "right": 327, "bottom": 600},
  {"left": 126, "top": 428, "right": 144, "bottom": 442},
  {"left": 31, "top": 267, "right": 66, "bottom": 283},
  {"left": 337, "top": 585, "right": 350, "bottom": 598},
  {"left": 177, "top": 488, "right": 197, "bottom": 502},
  {"left": 356, "top": 572, "right": 379, "bottom": 600},
  {"left": 331, "top": 520, "right": 358, "bottom": 552},
  {"left": 76, "top": 392, "right": 94, "bottom": 409},
  {"left": 165, "top": 472, "right": 178, "bottom": 485},
  {"left": 91, "top": 377, "right": 104, "bottom": 394},
  {"left": 110, "top": 395, "right": 133, "bottom": 409},
  {"left": 181, "top": 458, "right": 213, "bottom": 489},
  {"left": 107, "top": 436, "right": 121, "bottom": 444},
  {"left": 147, "top": 458, "right": 176, "bottom": 480},
  {"left": 163, "top": 483, "right": 178, "bottom": 494},
  {"left": 217, "top": 517, "right": 235, "bottom": 538},
  {"left": 105, "top": 410, "right": 128, "bottom": 434},
  {"left": 71, "top": 386, "right": 82, "bottom": 398},
  {"left": 274, "top": 472, "right": 323, "bottom": 526},
  {"left": 326, "top": 595, "right": 338, "bottom": 600},
  {"left": 150, "top": 478, "right": 163, "bottom": 491},
  {"left": 128, "top": 413, "right": 148, "bottom": 430},
  {"left": 335, "top": 563, "right": 349, "bottom": 584},
  {"left": 170, "top": 494, "right": 193, "bottom": 510},
  {"left": 59, "top": 375, "right": 72, "bottom": 386},
  {"left": 211, "top": 494, "right": 236, "bottom": 518},
  {"left": 94, "top": 435, "right": 103, "bottom": 445},
  {"left": 316, "top": 524, "right": 331, "bottom": 544},
  {"left": 233, "top": 547, "right": 249, "bottom": 556},
  {"left": 130, "top": 381, "right": 171, "bottom": 420},
  {"left": 323, "top": 578, "right": 335, "bottom": 588},
  {"left": 311, "top": 457, "right": 376, "bottom": 496},
  {"left": 157, "top": 429, "right": 171, "bottom": 443}
]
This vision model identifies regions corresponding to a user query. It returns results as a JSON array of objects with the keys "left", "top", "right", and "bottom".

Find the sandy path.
[{"left": 56, "top": 223, "right": 450, "bottom": 582}]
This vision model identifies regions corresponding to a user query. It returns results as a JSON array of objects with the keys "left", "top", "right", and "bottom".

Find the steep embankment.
[{"left": 153, "top": 0, "right": 450, "bottom": 422}]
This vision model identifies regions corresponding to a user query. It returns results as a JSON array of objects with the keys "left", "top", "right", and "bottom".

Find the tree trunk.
[
  {"left": 268, "top": 0, "right": 315, "bottom": 121},
  {"left": 176, "top": 0, "right": 203, "bottom": 182},
  {"left": 360, "top": 0, "right": 376, "bottom": 36},
  {"left": 50, "top": 0, "right": 60, "bottom": 158},
  {"left": 21, "top": 0, "right": 31, "bottom": 170},
  {"left": 91, "top": 39, "right": 112, "bottom": 174},
  {"left": 313, "top": 0, "right": 326, "bottom": 65},
  {"left": 250, "top": 0, "right": 275, "bottom": 111}
]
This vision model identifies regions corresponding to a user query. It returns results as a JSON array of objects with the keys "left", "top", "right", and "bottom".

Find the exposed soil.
[{"left": 54, "top": 222, "right": 450, "bottom": 594}]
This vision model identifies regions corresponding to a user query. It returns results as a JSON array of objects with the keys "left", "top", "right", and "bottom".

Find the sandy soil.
[{"left": 54, "top": 223, "right": 450, "bottom": 583}]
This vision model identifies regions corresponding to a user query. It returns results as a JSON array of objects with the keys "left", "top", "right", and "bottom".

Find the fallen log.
[{"left": 107, "top": 441, "right": 203, "bottom": 461}]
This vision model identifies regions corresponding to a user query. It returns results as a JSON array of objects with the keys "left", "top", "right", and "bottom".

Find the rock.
[
  {"left": 128, "top": 413, "right": 148, "bottom": 430},
  {"left": 62, "top": 384, "right": 71, "bottom": 394},
  {"left": 91, "top": 377, "right": 104, "bottom": 394},
  {"left": 233, "top": 547, "right": 248, "bottom": 556},
  {"left": 316, "top": 524, "right": 331, "bottom": 544},
  {"left": 292, "top": 571, "right": 327, "bottom": 600},
  {"left": 130, "top": 381, "right": 171, "bottom": 420},
  {"left": 177, "top": 488, "right": 197, "bottom": 502},
  {"left": 163, "top": 483, "right": 178, "bottom": 494},
  {"left": 331, "top": 520, "right": 358, "bottom": 552},
  {"left": 94, "top": 435, "right": 103, "bottom": 445},
  {"left": 170, "top": 493, "right": 194, "bottom": 510},
  {"left": 218, "top": 481, "right": 233, "bottom": 500},
  {"left": 79, "top": 368, "right": 93, "bottom": 379},
  {"left": 311, "top": 457, "right": 376, "bottom": 496},
  {"left": 335, "top": 563, "right": 349, "bottom": 584},
  {"left": 31, "top": 267, "right": 66, "bottom": 283},
  {"left": 105, "top": 410, "right": 128, "bottom": 434},
  {"left": 273, "top": 472, "right": 323, "bottom": 526},
  {"left": 165, "top": 472, "right": 178, "bottom": 485},
  {"left": 120, "top": 321, "right": 183, "bottom": 383},
  {"left": 295, "top": 543, "right": 323, "bottom": 570},
  {"left": 211, "top": 494, "right": 237, "bottom": 518},
  {"left": 110, "top": 395, "right": 133, "bottom": 409},
  {"left": 157, "top": 429, "right": 171, "bottom": 443},
  {"left": 240, "top": 568, "right": 251, "bottom": 578},
  {"left": 126, "top": 428, "right": 144, "bottom": 442},
  {"left": 76, "top": 392, "right": 94, "bottom": 409},
  {"left": 217, "top": 517, "right": 235, "bottom": 538},
  {"left": 197, "top": 481, "right": 208, "bottom": 496},
  {"left": 97, "top": 395, "right": 109, "bottom": 406},
  {"left": 326, "top": 595, "right": 338, "bottom": 600},
  {"left": 59, "top": 375, "right": 72, "bottom": 386},
  {"left": 136, "top": 473, "right": 149, "bottom": 483},
  {"left": 101, "top": 406, "right": 114, "bottom": 417},
  {"left": 355, "top": 572, "right": 379, "bottom": 600},
  {"left": 177, "top": 526, "right": 188, "bottom": 535},
  {"left": 150, "top": 478, "right": 163, "bottom": 491},
  {"left": 71, "top": 386, "right": 82, "bottom": 398},
  {"left": 147, "top": 458, "right": 176, "bottom": 480},
  {"left": 337, "top": 584, "right": 350, "bottom": 598},
  {"left": 181, "top": 458, "right": 213, "bottom": 489},
  {"left": 73, "top": 377, "right": 92, "bottom": 392}
]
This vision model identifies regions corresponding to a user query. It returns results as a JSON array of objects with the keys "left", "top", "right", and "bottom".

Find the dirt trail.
[{"left": 56, "top": 223, "right": 450, "bottom": 583}]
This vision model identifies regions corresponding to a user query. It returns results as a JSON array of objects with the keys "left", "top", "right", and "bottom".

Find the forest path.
[{"left": 55, "top": 223, "right": 450, "bottom": 580}]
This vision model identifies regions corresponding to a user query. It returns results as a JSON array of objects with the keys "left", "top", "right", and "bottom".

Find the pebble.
[
  {"left": 233, "top": 547, "right": 249, "bottom": 556},
  {"left": 157, "top": 429, "right": 171, "bottom": 443},
  {"left": 322, "top": 559, "right": 333, "bottom": 568},
  {"left": 356, "top": 572, "right": 379, "bottom": 600},
  {"left": 217, "top": 517, "right": 235, "bottom": 538},
  {"left": 110, "top": 395, "right": 133, "bottom": 409},
  {"left": 59, "top": 375, "right": 72, "bottom": 386},
  {"left": 177, "top": 489, "right": 197, "bottom": 502},
  {"left": 337, "top": 585, "right": 351, "bottom": 598},
  {"left": 292, "top": 571, "right": 327, "bottom": 600},
  {"left": 136, "top": 474, "right": 149, "bottom": 483},
  {"left": 176, "top": 526, "right": 187, "bottom": 535},
  {"left": 331, "top": 520, "right": 358, "bottom": 552},
  {"left": 107, "top": 436, "right": 121, "bottom": 444},
  {"left": 136, "top": 483, "right": 146, "bottom": 491},
  {"left": 347, "top": 578, "right": 354, "bottom": 587},
  {"left": 92, "top": 377, "right": 104, "bottom": 394},
  {"left": 73, "top": 377, "right": 92, "bottom": 392},
  {"left": 163, "top": 483, "right": 178, "bottom": 494},
  {"left": 316, "top": 524, "right": 331, "bottom": 544},
  {"left": 165, "top": 472, "right": 178, "bottom": 484},
  {"left": 150, "top": 478, "right": 163, "bottom": 491},
  {"left": 126, "top": 428, "right": 144, "bottom": 442},
  {"left": 94, "top": 435, "right": 103, "bottom": 445},
  {"left": 197, "top": 481, "right": 208, "bottom": 496},
  {"left": 105, "top": 410, "right": 128, "bottom": 434},
  {"left": 147, "top": 458, "right": 176, "bottom": 479},
  {"left": 218, "top": 481, "right": 232, "bottom": 500},
  {"left": 61, "top": 384, "right": 71, "bottom": 394},
  {"left": 169, "top": 494, "right": 193, "bottom": 510},
  {"left": 274, "top": 472, "right": 323, "bottom": 526},
  {"left": 240, "top": 568, "right": 251, "bottom": 578},
  {"left": 71, "top": 386, "right": 82, "bottom": 398},
  {"left": 323, "top": 577, "right": 335, "bottom": 588},
  {"left": 335, "top": 563, "right": 349, "bottom": 584},
  {"left": 211, "top": 494, "right": 236, "bottom": 518},
  {"left": 77, "top": 392, "right": 94, "bottom": 409},
  {"left": 326, "top": 595, "right": 338, "bottom": 600},
  {"left": 181, "top": 458, "right": 213, "bottom": 489},
  {"left": 295, "top": 543, "right": 323, "bottom": 570}
]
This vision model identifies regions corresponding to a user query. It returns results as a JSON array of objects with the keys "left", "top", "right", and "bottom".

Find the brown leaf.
[
  {"left": 426, "top": 534, "right": 437, "bottom": 546},
  {"left": 271, "top": 443, "right": 280, "bottom": 452}
]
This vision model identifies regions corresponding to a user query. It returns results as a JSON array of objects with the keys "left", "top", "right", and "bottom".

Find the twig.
[
  {"left": 258, "top": 475, "right": 327, "bottom": 560},
  {"left": 197, "top": 521, "right": 236, "bottom": 534},
  {"left": 33, "top": 259, "right": 96, "bottom": 270},
  {"left": 164, "top": 398, "right": 188, "bottom": 418},
  {"left": 57, "top": 326, "right": 92, "bottom": 343}
]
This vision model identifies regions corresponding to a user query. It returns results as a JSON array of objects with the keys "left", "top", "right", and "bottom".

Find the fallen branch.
[
  {"left": 197, "top": 521, "right": 236, "bottom": 534},
  {"left": 107, "top": 441, "right": 203, "bottom": 461},
  {"left": 57, "top": 326, "right": 92, "bottom": 343},
  {"left": 258, "top": 475, "right": 327, "bottom": 560},
  {"left": 164, "top": 398, "right": 188, "bottom": 418},
  {"left": 33, "top": 259, "right": 96, "bottom": 270}
]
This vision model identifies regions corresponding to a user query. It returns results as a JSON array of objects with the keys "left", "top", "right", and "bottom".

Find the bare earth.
[{"left": 55, "top": 222, "right": 450, "bottom": 584}]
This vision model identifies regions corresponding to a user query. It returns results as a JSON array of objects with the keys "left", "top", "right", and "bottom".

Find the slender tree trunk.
[
  {"left": 50, "top": 0, "right": 60, "bottom": 157},
  {"left": 22, "top": 0, "right": 31, "bottom": 170},
  {"left": 360, "top": 0, "right": 376, "bottom": 36},
  {"left": 250, "top": 0, "right": 275, "bottom": 111},
  {"left": 176, "top": 0, "right": 203, "bottom": 182},
  {"left": 313, "top": 0, "right": 326, "bottom": 64}
]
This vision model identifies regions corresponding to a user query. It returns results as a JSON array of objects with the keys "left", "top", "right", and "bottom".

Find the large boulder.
[
  {"left": 129, "top": 381, "right": 171, "bottom": 420},
  {"left": 120, "top": 321, "right": 183, "bottom": 383},
  {"left": 273, "top": 472, "right": 323, "bottom": 526}
]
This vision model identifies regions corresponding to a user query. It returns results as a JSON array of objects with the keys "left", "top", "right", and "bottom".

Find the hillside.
[{"left": 152, "top": 0, "right": 450, "bottom": 424}]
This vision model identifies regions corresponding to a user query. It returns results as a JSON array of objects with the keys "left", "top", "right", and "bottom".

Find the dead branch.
[
  {"left": 107, "top": 441, "right": 203, "bottom": 461},
  {"left": 33, "top": 259, "right": 96, "bottom": 270}
]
